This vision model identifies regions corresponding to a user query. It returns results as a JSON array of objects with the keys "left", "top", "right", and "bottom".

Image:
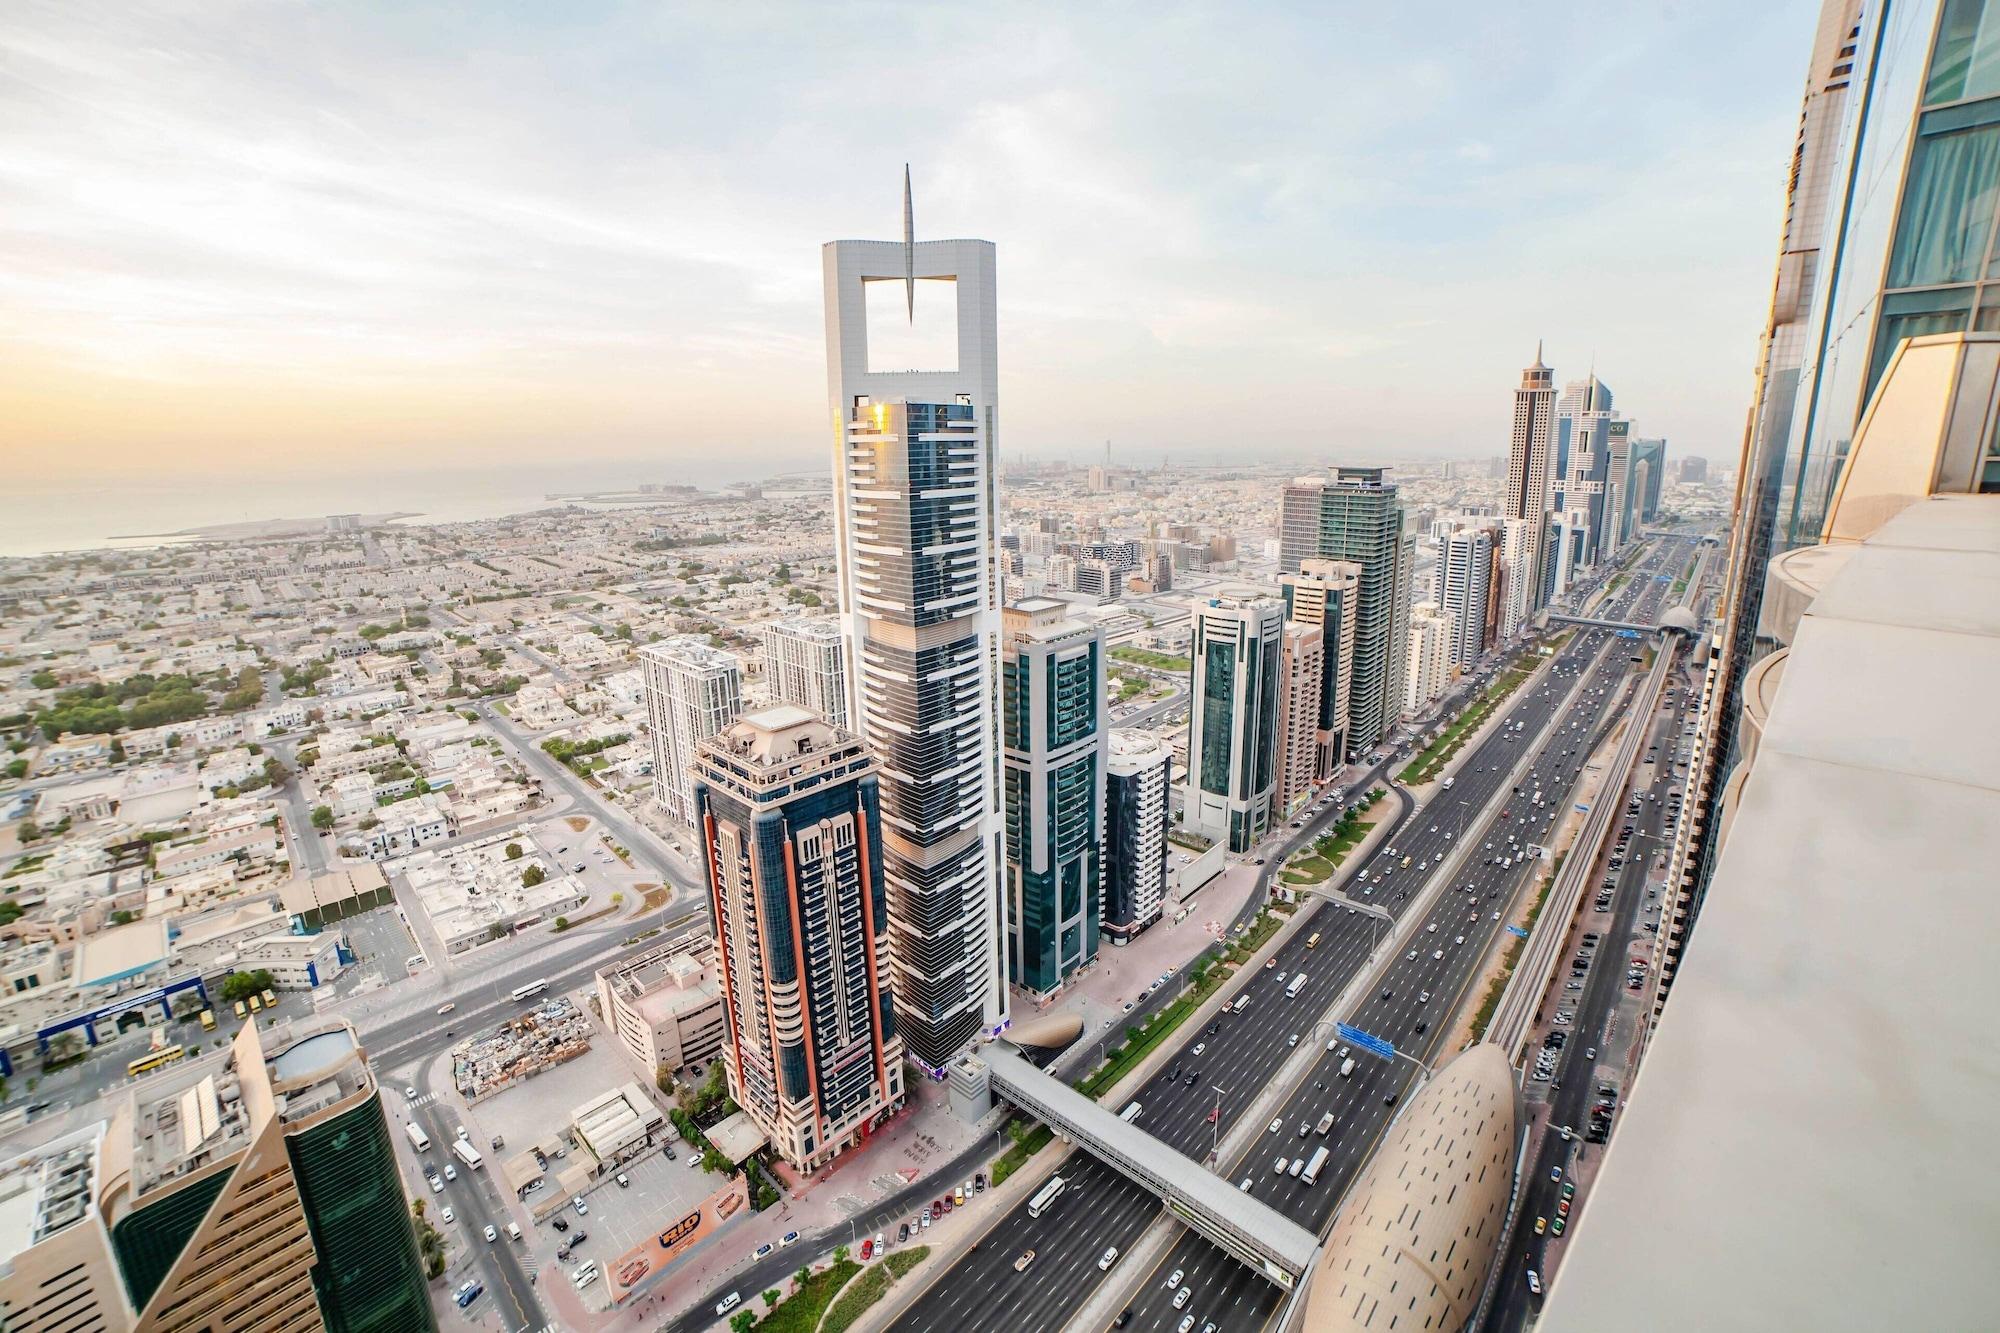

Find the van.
[
  {"left": 1339, "top": 1057, "right": 1357, "bottom": 1079},
  {"left": 1273, "top": 1156, "right": 1288, "bottom": 1174},
  {"left": 1288, "top": 1157, "right": 1305, "bottom": 1178},
  {"left": 506, "top": 1222, "right": 522, "bottom": 1241},
  {"left": 715, "top": 1292, "right": 741, "bottom": 1316}
]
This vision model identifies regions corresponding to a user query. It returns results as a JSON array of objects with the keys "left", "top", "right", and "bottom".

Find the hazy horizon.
[{"left": 3, "top": 1, "right": 1804, "bottom": 489}]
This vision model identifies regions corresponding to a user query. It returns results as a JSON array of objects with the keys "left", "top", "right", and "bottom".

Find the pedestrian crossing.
[
  {"left": 521, "top": 1252, "right": 541, "bottom": 1276},
  {"left": 405, "top": 1091, "right": 439, "bottom": 1109}
]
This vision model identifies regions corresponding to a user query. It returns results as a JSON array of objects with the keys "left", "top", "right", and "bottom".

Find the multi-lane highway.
[
  {"left": 1482, "top": 648, "right": 1698, "bottom": 1331},
  {"left": 893, "top": 538, "right": 1694, "bottom": 1333}
]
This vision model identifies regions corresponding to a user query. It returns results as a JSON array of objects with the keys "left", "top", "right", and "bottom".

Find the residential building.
[
  {"left": 94, "top": 1019, "right": 432, "bottom": 1333},
  {"left": 638, "top": 636, "right": 743, "bottom": 825},
  {"left": 1403, "top": 602, "right": 1451, "bottom": 717},
  {"left": 1504, "top": 343, "right": 1558, "bottom": 610},
  {"left": 1182, "top": 596, "right": 1285, "bottom": 852},
  {"left": 1277, "top": 558, "right": 1360, "bottom": 780},
  {"left": 1432, "top": 526, "right": 1495, "bottom": 670},
  {"left": 0, "top": 1125, "right": 131, "bottom": 1333},
  {"left": 694, "top": 705, "right": 905, "bottom": 1172},
  {"left": 1557, "top": 375, "right": 1618, "bottom": 565},
  {"left": 760, "top": 616, "right": 848, "bottom": 730},
  {"left": 1543, "top": 507, "right": 1591, "bottom": 604},
  {"left": 594, "top": 931, "right": 728, "bottom": 1083},
  {"left": 1496, "top": 516, "right": 1537, "bottom": 641},
  {"left": 999, "top": 599, "right": 1106, "bottom": 996},
  {"left": 1277, "top": 467, "right": 1414, "bottom": 757},
  {"left": 1274, "top": 621, "right": 1324, "bottom": 816},
  {"left": 824, "top": 183, "right": 1006, "bottom": 1070},
  {"left": 1102, "top": 730, "right": 1170, "bottom": 942}
]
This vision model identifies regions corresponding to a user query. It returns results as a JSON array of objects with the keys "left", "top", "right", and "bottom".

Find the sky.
[{"left": 0, "top": 0, "right": 1819, "bottom": 488}]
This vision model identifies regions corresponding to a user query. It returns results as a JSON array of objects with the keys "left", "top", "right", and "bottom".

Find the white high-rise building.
[
  {"left": 760, "top": 616, "right": 848, "bottom": 730},
  {"left": 1183, "top": 596, "right": 1286, "bottom": 852},
  {"left": 1432, "top": 526, "right": 1494, "bottom": 670},
  {"left": 823, "top": 174, "right": 1005, "bottom": 1071},
  {"left": 1497, "top": 517, "right": 1536, "bottom": 640},
  {"left": 639, "top": 636, "right": 743, "bottom": 825},
  {"left": 1404, "top": 602, "right": 1452, "bottom": 717},
  {"left": 1103, "top": 730, "right": 1170, "bottom": 942}
]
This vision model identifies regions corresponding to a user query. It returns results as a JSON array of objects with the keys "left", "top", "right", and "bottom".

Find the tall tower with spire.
[
  {"left": 821, "top": 175, "right": 1006, "bottom": 1074},
  {"left": 1504, "top": 342, "right": 1557, "bottom": 616}
]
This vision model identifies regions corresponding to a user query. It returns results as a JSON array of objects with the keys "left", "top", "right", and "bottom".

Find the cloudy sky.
[{"left": 1, "top": 0, "right": 1816, "bottom": 487}]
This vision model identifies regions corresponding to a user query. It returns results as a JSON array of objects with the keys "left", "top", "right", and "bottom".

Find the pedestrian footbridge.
[{"left": 981, "top": 1045, "right": 1320, "bottom": 1290}]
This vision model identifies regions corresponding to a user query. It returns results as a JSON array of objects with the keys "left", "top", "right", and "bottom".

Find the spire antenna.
[{"left": 902, "top": 164, "right": 915, "bottom": 323}]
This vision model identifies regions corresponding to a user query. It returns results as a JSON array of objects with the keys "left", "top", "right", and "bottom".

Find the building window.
[
  {"left": 1886, "top": 120, "right": 2000, "bottom": 287},
  {"left": 1927, "top": 0, "right": 2000, "bottom": 105}
]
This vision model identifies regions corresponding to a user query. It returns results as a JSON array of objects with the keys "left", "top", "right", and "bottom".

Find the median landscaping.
[
  {"left": 1401, "top": 657, "right": 1538, "bottom": 785},
  {"left": 1110, "top": 646, "right": 1191, "bottom": 673},
  {"left": 1281, "top": 788, "right": 1386, "bottom": 885},
  {"left": 822, "top": 1248, "right": 929, "bottom": 1333}
]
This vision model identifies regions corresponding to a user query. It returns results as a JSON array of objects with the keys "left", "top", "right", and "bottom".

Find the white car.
[
  {"left": 484, "top": 1224, "right": 498, "bottom": 1242},
  {"left": 444, "top": 1164, "right": 457, "bottom": 1181},
  {"left": 1167, "top": 1269, "right": 1184, "bottom": 1290},
  {"left": 441, "top": 1206, "right": 455, "bottom": 1224},
  {"left": 1174, "top": 1288, "right": 1193, "bottom": 1310},
  {"left": 573, "top": 1196, "right": 589, "bottom": 1215},
  {"left": 1269, "top": 1118, "right": 1283, "bottom": 1134},
  {"left": 1433, "top": 950, "right": 1444, "bottom": 960}
]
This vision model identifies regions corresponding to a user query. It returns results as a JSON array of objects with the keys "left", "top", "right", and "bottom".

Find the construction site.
[{"left": 451, "top": 995, "right": 594, "bottom": 1102}]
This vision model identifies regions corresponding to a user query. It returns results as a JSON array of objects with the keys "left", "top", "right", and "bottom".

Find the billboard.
[{"left": 606, "top": 1174, "right": 751, "bottom": 1303}]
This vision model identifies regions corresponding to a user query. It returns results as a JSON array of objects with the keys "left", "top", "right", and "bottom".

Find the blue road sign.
[
  {"left": 1505, "top": 924, "right": 1530, "bottom": 939},
  {"left": 1336, "top": 1022, "right": 1397, "bottom": 1062},
  {"left": 1617, "top": 629, "right": 1641, "bottom": 640}
]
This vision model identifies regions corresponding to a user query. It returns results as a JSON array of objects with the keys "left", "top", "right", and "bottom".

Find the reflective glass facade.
[{"left": 286, "top": 1097, "right": 434, "bottom": 1333}]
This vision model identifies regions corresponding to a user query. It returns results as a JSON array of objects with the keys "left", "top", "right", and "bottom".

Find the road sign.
[
  {"left": 1506, "top": 924, "right": 1530, "bottom": 939},
  {"left": 1617, "top": 629, "right": 1641, "bottom": 640},
  {"left": 1336, "top": 1022, "right": 1396, "bottom": 1062}
]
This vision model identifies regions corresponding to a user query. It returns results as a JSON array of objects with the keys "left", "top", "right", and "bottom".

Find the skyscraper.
[
  {"left": 1604, "top": 418, "right": 1635, "bottom": 552},
  {"left": 1630, "top": 436, "right": 1668, "bottom": 522},
  {"left": 1277, "top": 467, "right": 1414, "bottom": 757},
  {"left": 639, "top": 636, "right": 744, "bottom": 826},
  {"left": 1678, "top": 455, "right": 1708, "bottom": 484},
  {"left": 1672, "top": 0, "right": 2000, "bottom": 1014},
  {"left": 65, "top": 1019, "right": 434, "bottom": 1333},
  {"left": 1278, "top": 558, "right": 1360, "bottom": 780},
  {"left": 1504, "top": 344, "right": 1558, "bottom": 607},
  {"left": 1558, "top": 375, "right": 1619, "bottom": 565},
  {"left": 695, "top": 706, "right": 905, "bottom": 1173},
  {"left": 1183, "top": 596, "right": 1285, "bottom": 852},
  {"left": 1103, "top": 729, "right": 1170, "bottom": 942},
  {"left": 760, "top": 616, "right": 848, "bottom": 730},
  {"left": 1275, "top": 620, "right": 1325, "bottom": 817},
  {"left": 824, "top": 181, "right": 1005, "bottom": 1068},
  {"left": 1432, "top": 526, "right": 1495, "bottom": 670},
  {"left": 1403, "top": 602, "right": 1452, "bottom": 717},
  {"left": 999, "top": 599, "right": 1105, "bottom": 995},
  {"left": 1496, "top": 516, "right": 1537, "bottom": 641}
]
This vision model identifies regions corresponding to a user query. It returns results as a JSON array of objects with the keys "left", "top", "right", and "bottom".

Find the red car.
[
  {"left": 943, "top": 1196, "right": 953, "bottom": 1213},
  {"left": 860, "top": 1239, "right": 874, "bottom": 1261}
]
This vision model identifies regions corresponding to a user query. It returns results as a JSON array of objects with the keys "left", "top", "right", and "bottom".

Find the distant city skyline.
[{"left": 2, "top": 2, "right": 1804, "bottom": 485}]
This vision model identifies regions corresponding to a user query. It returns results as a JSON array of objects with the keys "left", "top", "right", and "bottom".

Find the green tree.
[
  {"left": 729, "top": 1312, "right": 756, "bottom": 1333},
  {"left": 794, "top": 1265, "right": 811, "bottom": 1290},
  {"left": 311, "top": 805, "right": 334, "bottom": 831},
  {"left": 0, "top": 899, "right": 23, "bottom": 927},
  {"left": 772, "top": 562, "right": 791, "bottom": 583},
  {"left": 29, "top": 669, "right": 57, "bottom": 690},
  {"left": 522, "top": 864, "right": 546, "bottom": 888},
  {"left": 505, "top": 842, "right": 523, "bottom": 860},
  {"left": 110, "top": 909, "right": 135, "bottom": 926},
  {"left": 762, "top": 1288, "right": 781, "bottom": 1310},
  {"left": 220, "top": 969, "right": 275, "bottom": 1004},
  {"left": 4, "top": 758, "right": 26, "bottom": 780},
  {"left": 833, "top": 1244, "right": 850, "bottom": 1266}
]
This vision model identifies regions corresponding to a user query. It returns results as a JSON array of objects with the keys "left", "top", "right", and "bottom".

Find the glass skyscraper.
[{"left": 1182, "top": 597, "right": 1285, "bottom": 852}]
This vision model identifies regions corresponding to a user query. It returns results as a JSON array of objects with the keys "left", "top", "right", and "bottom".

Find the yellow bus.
[
  {"left": 128, "top": 1045, "right": 186, "bottom": 1079},
  {"left": 1306, "top": 932, "right": 1321, "bottom": 949},
  {"left": 260, "top": 989, "right": 277, "bottom": 1009},
  {"left": 247, "top": 994, "right": 261, "bottom": 1013},
  {"left": 199, "top": 1009, "right": 217, "bottom": 1032},
  {"left": 1401, "top": 855, "right": 1412, "bottom": 868},
  {"left": 233, "top": 999, "right": 248, "bottom": 1019}
]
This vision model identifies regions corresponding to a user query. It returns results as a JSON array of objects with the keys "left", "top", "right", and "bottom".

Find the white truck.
[
  {"left": 451, "top": 1137, "right": 485, "bottom": 1170},
  {"left": 1339, "top": 1057, "right": 1358, "bottom": 1079},
  {"left": 1315, "top": 1112, "right": 1336, "bottom": 1135}
]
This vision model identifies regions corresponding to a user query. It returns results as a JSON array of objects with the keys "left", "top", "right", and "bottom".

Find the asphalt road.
[
  {"left": 1481, "top": 656, "right": 1696, "bottom": 1331},
  {"left": 889, "top": 538, "right": 1689, "bottom": 1333}
]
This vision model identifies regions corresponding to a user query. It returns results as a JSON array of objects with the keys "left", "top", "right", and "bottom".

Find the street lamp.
[{"left": 1207, "top": 1083, "right": 1228, "bottom": 1167}]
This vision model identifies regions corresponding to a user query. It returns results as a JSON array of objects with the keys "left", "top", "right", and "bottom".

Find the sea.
[{"left": 0, "top": 458, "right": 821, "bottom": 558}]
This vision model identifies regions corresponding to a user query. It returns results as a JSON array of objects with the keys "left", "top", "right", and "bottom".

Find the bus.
[
  {"left": 260, "top": 989, "right": 277, "bottom": 1008},
  {"left": 246, "top": 994, "right": 261, "bottom": 1013},
  {"left": 233, "top": 999, "right": 248, "bottom": 1019},
  {"left": 128, "top": 1045, "right": 186, "bottom": 1079},
  {"left": 1306, "top": 932, "right": 1321, "bottom": 949},
  {"left": 1301, "top": 1145, "right": 1331, "bottom": 1186},
  {"left": 1028, "top": 1176, "right": 1067, "bottom": 1219},
  {"left": 198, "top": 1009, "right": 217, "bottom": 1032},
  {"left": 1118, "top": 1102, "right": 1144, "bottom": 1124},
  {"left": 1286, "top": 973, "right": 1309, "bottom": 1000},
  {"left": 511, "top": 980, "right": 549, "bottom": 1002},
  {"left": 405, "top": 1122, "right": 432, "bottom": 1152}
]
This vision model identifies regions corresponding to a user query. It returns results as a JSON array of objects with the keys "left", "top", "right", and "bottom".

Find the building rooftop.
[
  {"left": 73, "top": 917, "right": 169, "bottom": 988},
  {"left": 1544, "top": 496, "right": 2000, "bottom": 1332},
  {"left": 0, "top": 1123, "right": 105, "bottom": 1270}
]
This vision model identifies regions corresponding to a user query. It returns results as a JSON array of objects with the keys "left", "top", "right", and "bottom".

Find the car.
[
  {"left": 484, "top": 1224, "right": 498, "bottom": 1242},
  {"left": 1173, "top": 1288, "right": 1192, "bottom": 1310},
  {"left": 920, "top": 1212, "right": 930, "bottom": 1229},
  {"left": 755, "top": 1241, "right": 774, "bottom": 1259},
  {"left": 1558, "top": 1198, "right": 1571, "bottom": 1216},
  {"left": 441, "top": 1206, "right": 455, "bottom": 1224},
  {"left": 1184, "top": 1071, "right": 1197, "bottom": 1086},
  {"left": 1561, "top": 1181, "right": 1576, "bottom": 1201},
  {"left": 1552, "top": 1216, "right": 1566, "bottom": 1236},
  {"left": 1407, "top": 949, "right": 1419, "bottom": 960},
  {"left": 1433, "top": 949, "right": 1444, "bottom": 960},
  {"left": 716, "top": 1292, "right": 741, "bottom": 1316},
  {"left": 616, "top": 1172, "right": 630, "bottom": 1188},
  {"left": 569, "top": 1230, "right": 587, "bottom": 1246},
  {"left": 1527, "top": 1270, "right": 1543, "bottom": 1295},
  {"left": 1270, "top": 1118, "right": 1283, "bottom": 1133},
  {"left": 1265, "top": 959, "right": 1277, "bottom": 970},
  {"left": 1551, "top": 1165, "right": 1564, "bottom": 1182},
  {"left": 1535, "top": 1215, "right": 1547, "bottom": 1234},
  {"left": 1167, "top": 1269, "right": 1184, "bottom": 1290},
  {"left": 1384, "top": 1092, "right": 1398, "bottom": 1106},
  {"left": 1239, "top": 1177, "right": 1253, "bottom": 1191},
  {"left": 444, "top": 1164, "right": 457, "bottom": 1181},
  {"left": 454, "top": 1280, "right": 484, "bottom": 1309},
  {"left": 1192, "top": 1043, "right": 1206, "bottom": 1056},
  {"left": 861, "top": 1239, "right": 875, "bottom": 1261},
  {"left": 573, "top": 1196, "right": 589, "bottom": 1215},
  {"left": 552, "top": 1217, "right": 569, "bottom": 1232},
  {"left": 404, "top": 1086, "right": 419, "bottom": 1100},
  {"left": 1381, "top": 988, "right": 1393, "bottom": 1000},
  {"left": 688, "top": 1152, "right": 704, "bottom": 1168},
  {"left": 1122, "top": 1001, "right": 1134, "bottom": 1012},
  {"left": 1012, "top": 1249, "right": 1035, "bottom": 1272},
  {"left": 1098, "top": 1246, "right": 1119, "bottom": 1271}
]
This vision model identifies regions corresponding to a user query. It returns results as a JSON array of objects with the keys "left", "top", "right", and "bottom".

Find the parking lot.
[{"left": 539, "top": 1142, "right": 721, "bottom": 1309}]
